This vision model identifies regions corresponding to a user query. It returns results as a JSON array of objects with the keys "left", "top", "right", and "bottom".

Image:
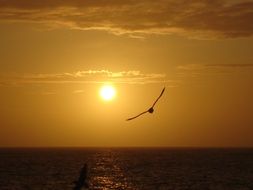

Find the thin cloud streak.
[
  {"left": 41, "top": 92, "right": 56, "bottom": 95},
  {"left": 205, "top": 64, "right": 253, "bottom": 68},
  {"left": 73, "top": 90, "right": 85, "bottom": 94},
  {"left": 0, "top": 70, "right": 172, "bottom": 85},
  {"left": 178, "top": 63, "right": 253, "bottom": 70},
  {"left": 0, "top": 0, "right": 253, "bottom": 39},
  {"left": 176, "top": 63, "right": 253, "bottom": 78}
]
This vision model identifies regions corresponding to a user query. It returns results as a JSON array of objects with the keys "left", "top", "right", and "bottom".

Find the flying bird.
[{"left": 126, "top": 87, "right": 165, "bottom": 121}]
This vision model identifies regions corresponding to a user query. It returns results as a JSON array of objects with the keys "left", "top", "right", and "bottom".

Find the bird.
[
  {"left": 73, "top": 164, "right": 89, "bottom": 190},
  {"left": 126, "top": 87, "right": 165, "bottom": 121}
]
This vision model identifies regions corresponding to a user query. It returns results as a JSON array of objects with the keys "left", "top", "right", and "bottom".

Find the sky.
[{"left": 0, "top": 0, "right": 253, "bottom": 147}]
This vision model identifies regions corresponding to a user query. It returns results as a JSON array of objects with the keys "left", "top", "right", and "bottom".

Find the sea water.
[{"left": 0, "top": 148, "right": 252, "bottom": 190}]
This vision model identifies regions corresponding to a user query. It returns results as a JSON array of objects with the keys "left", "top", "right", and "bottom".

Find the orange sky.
[{"left": 1, "top": 0, "right": 253, "bottom": 147}]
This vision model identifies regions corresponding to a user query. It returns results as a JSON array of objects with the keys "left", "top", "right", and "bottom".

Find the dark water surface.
[{"left": 0, "top": 148, "right": 253, "bottom": 189}]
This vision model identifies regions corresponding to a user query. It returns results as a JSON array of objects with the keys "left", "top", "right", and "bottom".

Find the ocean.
[{"left": 0, "top": 148, "right": 252, "bottom": 190}]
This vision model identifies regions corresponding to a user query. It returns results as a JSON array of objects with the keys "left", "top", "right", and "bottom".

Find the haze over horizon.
[{"left": 1, "top": 0, "right": 253, "bottom": 147}]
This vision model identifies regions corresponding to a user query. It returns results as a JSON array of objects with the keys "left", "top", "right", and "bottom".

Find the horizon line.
[{"left": 1, "top": 146, "right": 253, "bottom": 149}]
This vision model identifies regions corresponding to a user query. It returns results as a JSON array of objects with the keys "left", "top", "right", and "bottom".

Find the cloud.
[
  {"left": 178, "top": 63, "right": 253, "bottom": 70},
  {"left": 0, "top": 0, "right": 253, "bottom": 39},
  {"left": 205, "top": 63, "right": 253, "bottom": 68},
  {"left": 41, "top": 92, "right": 56, "bottom": 95},
  {"left": 0, "top": 70, "right": 171, "bottom": 85},
  {"left": 176, "top": 63, "right": 253, "bottom": 78},
  {"left": 73, "top": 90, "right": 84, "bottom": 94}
]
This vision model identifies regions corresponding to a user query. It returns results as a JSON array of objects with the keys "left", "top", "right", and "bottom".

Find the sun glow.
[{"left": 100, "top": 85, "right": 116, "bottom": 101}]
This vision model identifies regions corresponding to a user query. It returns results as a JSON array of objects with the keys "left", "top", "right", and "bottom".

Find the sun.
[{"left": 99, "top": 85, "right": 116, "bottom": 101}]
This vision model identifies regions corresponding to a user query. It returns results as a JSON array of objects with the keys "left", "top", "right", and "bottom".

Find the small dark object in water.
[{"left": 73, "top": 164, "right": 89, "bottom": 190}]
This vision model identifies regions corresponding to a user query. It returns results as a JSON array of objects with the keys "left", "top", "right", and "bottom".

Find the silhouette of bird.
[{"left": 126, "top": 87, "right": 165, "bottom": 121}]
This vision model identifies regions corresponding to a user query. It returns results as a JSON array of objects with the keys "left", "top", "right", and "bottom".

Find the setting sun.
[{"left": 99, "top": 85, "right": 116, "bottom": 101}]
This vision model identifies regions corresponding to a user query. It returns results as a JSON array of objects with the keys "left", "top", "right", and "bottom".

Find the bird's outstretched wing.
[
  {"left": 126, "top": 110, "right": 149, "bottom": 121},
  {"left": 126, "top": 87, "right": 165, "bottom": 121},
  {"left": 152, "top": 87, "right": 165, "bottom": 108}
]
